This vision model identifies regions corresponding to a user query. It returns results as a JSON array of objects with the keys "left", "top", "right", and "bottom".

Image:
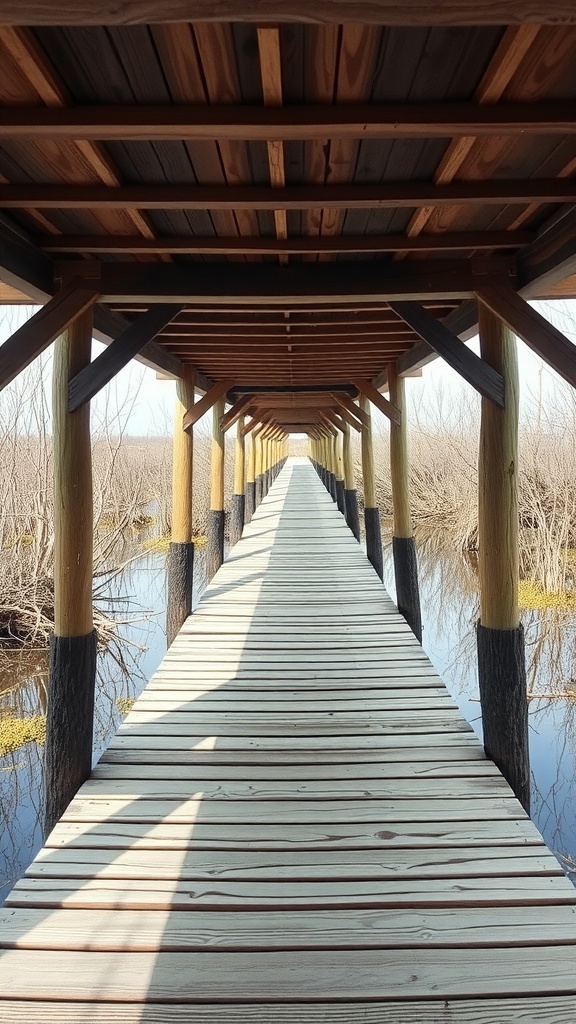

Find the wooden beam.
[
  {"left": 0, "top": 280, "right": 99, "bottom": 391},
  {"left": 39, "top": 230, "right": 534, "bottom": 256},
  {"left": 331, "top": 399, "right": 363, "bottom": 432},
  {"left": 388, "top": 300, "right": 504, "bottom": 406},
  {"left": 182, "top": 378, "right": 232, "bottom": 432},
  {"left": 332, "top": 393, "right": 369, "bottom": 428},
  {"left": 519, "top": 205, "right": 576, "bottom": 298},
  {"left": 0, "top": 1, "right": 573, "bottom": 25},
  {"left": 476, "top": 282, "right": 576, "bottom": 391},
  {"left": 222, "top": 394, "right": 256, "bottom": 432},
  {"left": 68, "top": 304, "right": 183, "bottom": 411},
  {"left": 241, "top": 416, "right": 262, "bottom": 437},
  {"left": 232, "top": 384, "right": 358, "bottom": 396},
  {"left": 2, "top": 102, "right": 576, "bottom": 140},
  {"left": 4, "top": 182, "right": 576, "bottom": 212},
  {"left": 353, "top": 378, "right": 401, "bottom": 426}
]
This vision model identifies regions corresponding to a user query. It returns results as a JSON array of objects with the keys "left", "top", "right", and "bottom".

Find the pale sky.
[{"left": 2, "top": 299, "right": 575, "bottom": 437}]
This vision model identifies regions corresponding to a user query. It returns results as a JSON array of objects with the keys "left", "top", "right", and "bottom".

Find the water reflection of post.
[
  {"left": 388, "top": 363, "right": 422, "bottom": 644},
  {"left": 166, "top": 365, "right": 195, "bottom": 647},
  {"left": 476, "top": 303, "right": 530, "bottom": 813},
  {"left": 45, "top": 307, "right": 97, "bottom": 836}
]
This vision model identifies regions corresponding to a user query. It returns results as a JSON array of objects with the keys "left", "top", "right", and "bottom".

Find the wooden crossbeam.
[
  {"left": 39, "top": 231, "right": 534, "bottom": 256},
  {"left": 353, "top": 378, "right": 401, "bottom": 426},
  {"left": 331, "top": 396, "right": 365, "bottom": 432},
  {"left": 1, "top": 102, "right": 576, "bottom": 140},
  {"left": 322, "top": 408, "right": 347, "bottom": 432},
  {"left": 68, "top": 304, "right": 184, "bottom": 411},
  {"left": 2, "top": 182, "right": 575, "bottom": 211},
  {"left": 182, "top": 379, "right": 233, "bottom": 432},
  {"left": 319, "top": 413, "right": 338, "bottom": 435},
  {"left": 388, "top": 301, "right": 505, "bottom": 407},
  {"left": 475, "top": 283, "right": 576, "bottom": 390},
  {"left": 0, "top": 280, "right": 99, "bottom": 391},
  {"left": 232, "top": 384, "right": 358, "bottom": 396},
  {"left": 0, "top": 1, "right": 573, "bottom": 24},
  {"left": 221, "top": 394, "right": 256, "bottom": 432}
]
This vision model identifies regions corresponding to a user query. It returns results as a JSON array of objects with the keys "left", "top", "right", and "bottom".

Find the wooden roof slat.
[{"left": 257, "top": 25, "right": 289, "bottom": 261}]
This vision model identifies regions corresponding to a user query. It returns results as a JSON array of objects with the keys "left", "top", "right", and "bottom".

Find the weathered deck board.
[{"left": 1, "top": 458, "right": 576, "bottom": 1021}]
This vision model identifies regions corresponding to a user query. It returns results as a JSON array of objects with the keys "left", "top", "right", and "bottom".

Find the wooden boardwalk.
[{"left": 2, "top": 458, "right": 576, "bottom": 1022}]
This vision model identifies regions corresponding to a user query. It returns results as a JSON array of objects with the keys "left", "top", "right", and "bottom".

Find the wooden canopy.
[{"left": 1, "top": 15, "right": 576, "bottom": 431}]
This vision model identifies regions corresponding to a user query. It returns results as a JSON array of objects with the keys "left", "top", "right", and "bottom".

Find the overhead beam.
[
  {"left": 332, "top": 394, "right": 370, "bottom": 428},
  {"left": 0, "top": 1, "right": 573, "bottom": 24},
  {"left": 182, "top": 379, "right": 233, "bottom": 432},
  {"left": 1, "top": 182, "right": 575, "bottom": 211},
  {"left": 388, "top": 301, "right": 504, "bottom": 406},
  {"left": 331, "top": 397, "right": 365, "bottom": 432},
  {"left": 68, "top": 304, "right": 184, "bottom": 411},
  {"left": 231, "top": 384, "right": 359, "bottom": 396},
  {"left": 354, "top": 378, "right": 401, "bottom": 426},
  {"left": 2, "top": 102, "right": 576, "bottom": 141},
  {"left": 94, "top": 259, "right": 507, "bottom": 304},
  {"left": 0, "top": 280, "right": 99, "bottom": 391},
  {"left": 476, "top": 282, "right": 576, "bottom": 391},
  {"left": 39, "top": 230, "right": 534, "bottom": 256},
  {"left": 519, "top": 205, "right": 576, "bottom": 298}
]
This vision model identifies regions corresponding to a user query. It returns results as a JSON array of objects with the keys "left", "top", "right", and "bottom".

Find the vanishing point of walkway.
[{"left": 1, "top": 459, "right": 576, "bottom": 1021}]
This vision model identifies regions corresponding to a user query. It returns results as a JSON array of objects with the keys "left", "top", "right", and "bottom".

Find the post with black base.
[
  {"left": 245, "top": 432, "right": 256, "bottom": 523},
  {"left": 45, "top": 307, "right": 97, "bottom": 837},
  {"left": 206, "top": 396, "right": 226, "bottom": 580},
  {"left": 229, "top": 414, "right": 246, "bottom": 546},
  {"left": 166, "top": 366, "right": 195, "bottom": 647},
  {"left": 476, "top": 302, "right": 529, "bottom": 813},
  {"left": 342, "top": 419, "right": 360, "bottom": 541},
  {"left": 388, "top": 363, "right": 422, "bottom": 643},
  {"left": 255, "top": 432, "right": 263, "bottom": 507},
  {"left": 335, "top": 431, "right": 346, "bottom": 516},
  {"left": 360, "top": 395, "right": 383, "bottom": 580}
]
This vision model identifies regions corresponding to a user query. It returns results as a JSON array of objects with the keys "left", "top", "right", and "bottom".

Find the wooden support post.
[
  {"left": 229, "top": 415, "right": 246, "bottom": 546},
  {"left": 254, "top": 432, "right": 264, "bottom": 507},
  {"left": 206, "top": 396, "right": 225, "bottom": 580},
  {"left": 342, "top": 419, "right": 361, "bottom": 541},
  {"left": 245, "top": 433, "right": 256, "bottom": 523},
  {"left": 45, "top": 307, "right": 97, "bottom": 837},
  {"left": 477, "top": 304, "right": 529, "bottom": 812},
  {"left": 360, "top": 394, "right": 384, "bottom": 580},
  {"left": 166, "top": 366, "right": 195, "bottom": 647},
  {"left": 335, "top": 432, "right": 346, "bottom": 515},
  {"left": 320, "top": 435, "right": 329, "bottom": 493},
  {"left": 388, "top": 364, "right": 422, "bottom": 643}
]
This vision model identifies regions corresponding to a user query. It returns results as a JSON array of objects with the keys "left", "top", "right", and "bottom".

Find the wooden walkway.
[{"left": 2, "top": 458, "right": 576, "bottom": 1022}]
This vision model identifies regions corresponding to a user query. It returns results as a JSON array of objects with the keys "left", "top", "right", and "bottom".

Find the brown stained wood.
[
  {"left": 4, "top": 101, "right": 576, "bottom": 139},
  {"left": 52, "top": 307, "right": 94, "bottom": 638},
  {"left": 182, "top": 379, "right": 233, "bottom": 432},
  {"left": 222, "top": 394, "right": 256, "bottom": 431},
  {"left": 388, "top": 301, "right": 505, "bottom": 406},
  {"left": 38, "top": 230, "right": 534, "bottom": 255},
  {"left": 68, "top": 304, "right": 183, "bottom": 411},
  {"left": 5, "top": 180, "right": 576, "bottom": 209},
  {"left": 354, "top": 379, "right": 401, "bottom": 426},
  {"left": 0, "top": 280, "right": 99, "bottom": 390},
  {"left": 476, "top": 282, "right": 576, "bottom": 390}
]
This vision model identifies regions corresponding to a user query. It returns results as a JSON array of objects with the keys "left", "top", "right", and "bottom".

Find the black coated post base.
[
  {"left": 477, "top": 623, "right": 530, "bottom": 812},
  {"left": 206, "top": 509, "right": 225, "bottom": 580},
  {"left": 245, "top": 481, "right": 256, "bottom": 523},
  {"left": 229, "top": 493, "right": 245, "bottom": 547},
  {"left": 392, "top": 535, "right": 422, "bottom": 643},
  {"left": 45, "top": 629, "right": 97, "bottom": 836},
  {"left": 344, "top": 488, "right": 361, "bottom": 542},
  {"left": 336, "top": 479, "right": 346, "bottom": 516},
  {"left": 255, "top": 474, "right": 263, "bottom": 507},
  {"left": 364, "top": 506, "right": 384, "bottom": 581},
  {"left": 329, "top": 472, "right": 337, "bottom": 502},
  {"left": 166, "top": 541, "right": 194, "bottom": 647}
]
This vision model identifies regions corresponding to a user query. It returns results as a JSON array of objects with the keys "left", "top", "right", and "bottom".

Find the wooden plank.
[
  {"left": 388, "top": 301, "right": 504, "bottom": 406},
  {"left": 3, "top": 946, "right": 576, "bottom": 1002},
  {"left": 476, "top": 281, "right": 576, "bottom": 390},
  {"left": 2, "top": 905, "right": 576, "bottom": 953},
  {"left": 0, "top": 280, "right": 99, "bottom": 390},
  {"left": 68, "top": 304, "right": 183, "bottom": 410},
  {"left": 3, "top": 180, "right": 576, "bottom": 210}
]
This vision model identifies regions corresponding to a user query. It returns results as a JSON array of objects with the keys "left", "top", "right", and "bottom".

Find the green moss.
[
  {"left": 0, "top": 715, "right": 46, "bottom": 756},
  {"left": 116, "top": 697, "right": 135, "bottom": 716},
  {"left": 518, "top": 579, "right": 576, "bottom": 611}
]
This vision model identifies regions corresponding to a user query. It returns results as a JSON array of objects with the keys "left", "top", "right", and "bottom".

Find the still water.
[{"left": 1, "top": 530, "right": 576, "bottom": 903}]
